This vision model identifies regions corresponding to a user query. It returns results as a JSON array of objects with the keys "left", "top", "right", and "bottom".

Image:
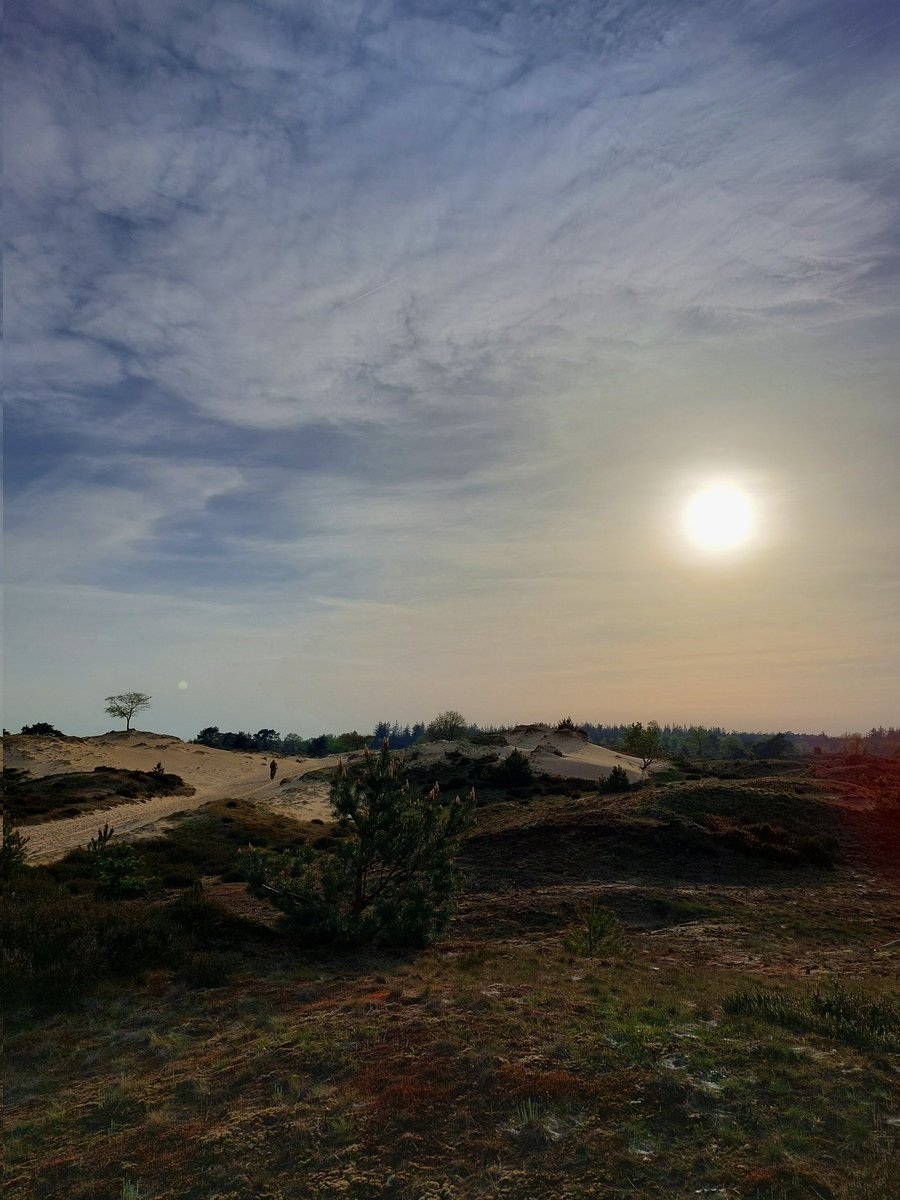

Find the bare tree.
[
  {"left": 425, "top": 710, "right": 468, "bottom": 741},
  {"left": 104, "top": 692, "right": 151, "bottom": 731}
]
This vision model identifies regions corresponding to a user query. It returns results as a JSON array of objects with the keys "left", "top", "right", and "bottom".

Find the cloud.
[
  {"left": 5, "top": 0, "right": 899, "bottom": 734},
  {"left": 9, "top": 0, "right": 898, "bottom": 439}
]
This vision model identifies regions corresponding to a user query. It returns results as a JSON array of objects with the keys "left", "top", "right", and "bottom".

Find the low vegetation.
[
  {"left": 4, "top": 766, "right": 193, "bottom": 824},
  {"left": 242, "top": 742, "right": 475, "bottom": 947},
  {"left": 47, "top": 796, "right": 317, "bottom": 892},
  {"left": 1, "top": 869, "right": 268, "bottom": 1013},
  {"left": 725, "top": 978, "right": 900, "bottom": 1053},
  {"left": 4, "top": 757, "right": 898, "bottom": 1199},
  {"left": 1, "top": 815, "right": 30, "bottom": 880}
]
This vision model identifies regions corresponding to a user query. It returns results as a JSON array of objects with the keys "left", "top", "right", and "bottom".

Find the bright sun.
[{"left": 682, "top": 484, "right": 755, "bottom": 552}]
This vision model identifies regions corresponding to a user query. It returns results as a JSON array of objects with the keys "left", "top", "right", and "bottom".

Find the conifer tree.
[{"left": 242, "top": 741, "right": 475, "bottom": 947}]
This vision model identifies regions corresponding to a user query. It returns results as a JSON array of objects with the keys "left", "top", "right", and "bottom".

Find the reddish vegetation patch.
[
  {"left": 358, "top": 988, "right": 391, "bottom": 1003},
  {"left": 348, "top": 1054, "right": 463, "bottom": 1126},
  {"left": 493, "top": 1064, "right": 587, "bottom": 1102},
  {"left": 809, "top": 754, "right": 900, "bottom": 805},
  {"left": 811, "top": 756, "right": 900, "bottom": 878}
]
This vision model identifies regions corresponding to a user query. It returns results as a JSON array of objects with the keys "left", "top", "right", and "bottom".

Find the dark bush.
[
  {"left": 243, "top": 742, "right": 474, "bottom": 948},
  {"left": 1, "top": 817, "right": 30, "bottom": 881},
  {"left": 1, "top": 871, "right": 176, "bottom": 1012},
  {"left": 165, "top": 891, "right": 259, "bottom": 946},
  {"left": 489, "top": 748, "right": 534, "bottom": 787},
  {"left": 598, "top": 765, "right": 631, "bottom": 795}
]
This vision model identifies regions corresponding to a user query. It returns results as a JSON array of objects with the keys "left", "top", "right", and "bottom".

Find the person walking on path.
[{"left": 269, "top": 759, "right": 278, "bottom": 781}]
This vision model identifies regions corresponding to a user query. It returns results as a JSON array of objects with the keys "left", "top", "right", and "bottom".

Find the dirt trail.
[
  {"left": 13, "top": 734, "right": 359, "bottom": 864},
  {"left": 12, "top": 724, "right": 655, "bottom": 863}
]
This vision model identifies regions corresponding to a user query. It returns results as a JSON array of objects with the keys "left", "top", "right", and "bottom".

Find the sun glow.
[{"left": 683, "top": 484, "right": 755, "bottom": 552}]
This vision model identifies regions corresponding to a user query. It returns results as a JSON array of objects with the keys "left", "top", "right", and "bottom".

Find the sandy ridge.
[
  {"left": 8, "top": 726, "right": 651, "bottom": 863},
  {"left": 6, "top": 732, "right": 350, "bottom": 863}
]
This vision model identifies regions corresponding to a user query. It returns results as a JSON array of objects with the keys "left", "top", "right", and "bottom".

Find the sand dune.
[
  {"left": 8, "top": 725, "right": 652, "bottom": 863},
  {"left": 407, "top": 724, "right": 652, "bottom": 784},
  {"left": 6, "top": 731, "right": 353, "bottom": 863},
  {"left": 507, "top": 724, "right": 652, "bottom": 781}
]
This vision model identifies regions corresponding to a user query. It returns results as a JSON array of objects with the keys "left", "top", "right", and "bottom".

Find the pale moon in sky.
[
  {"left": 178, "top": 680, "right": 189, "bottom": 690},
  {"left": 682, "top": 485, "right": 755, "bottom": 552}
]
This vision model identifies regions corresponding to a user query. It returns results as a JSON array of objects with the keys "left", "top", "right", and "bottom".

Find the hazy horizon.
[
  {"left": 8, "top": 711, "right": 890, "bottom": 746},
  {"left": 6, "top": 1, "right": 899, "bottom": 739}
]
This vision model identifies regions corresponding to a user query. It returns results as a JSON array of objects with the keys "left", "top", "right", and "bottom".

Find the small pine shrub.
[
  {"left": 564, "top": 898, "right": 625, "bottom": 957},
  {"left": 493, "top": 748, "right": 534, "bottom": 786},
  {"left": 1, "top": 817, "right": 29, "bottom": 880},
  {"left": 243, "top": 741, "right": 474, "bottom": 948},
  {"left": 598, "top": 765, "right": 631, "bottom": 795},
  {"left": 86, "top": 823, "right": 148, "bottom": 898}
]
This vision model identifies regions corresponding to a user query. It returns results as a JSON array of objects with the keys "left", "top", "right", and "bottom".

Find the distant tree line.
[
  {"left": 193, "top": 711, "right": 474, "bottom": 757},
  {"left": 582, "top": 723, "right": 798, "bottom": 762},
  {"left": 804, "top": 726, "right": 900, "bottom": 758},
  {"left": 194, "top": 727, "right": 371, "bottom": 757},
  {"left": 582, "top": 724, "right": 900, "bottom": 760},
  {"left": 179, "top": 719, "right": 899, "bottom": 761}
]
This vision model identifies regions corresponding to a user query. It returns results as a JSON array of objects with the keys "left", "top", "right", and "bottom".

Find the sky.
[{"left": 5, "top": 0, "right": 899, "bottom": 740}]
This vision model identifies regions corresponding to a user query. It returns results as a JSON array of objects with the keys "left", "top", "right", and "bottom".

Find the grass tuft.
[{"left": 725, "top": 978, "right": 900, "bottom": 1052}]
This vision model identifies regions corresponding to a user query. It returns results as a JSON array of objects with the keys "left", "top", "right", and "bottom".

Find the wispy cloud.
[{"left": 5, "top": 0, "right": 899, "bottom": 733}]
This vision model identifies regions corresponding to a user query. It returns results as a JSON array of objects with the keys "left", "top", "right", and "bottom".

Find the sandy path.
[
  {"left": 11, "top": 733, "right": 360, "bottom": 864},
  {"left": 12, "top": 725, "right": 651, "bottom": 863}
]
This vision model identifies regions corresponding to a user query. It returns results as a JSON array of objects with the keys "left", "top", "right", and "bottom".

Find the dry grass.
[{"left": 5, "top": 762, "right": 899, "bottom": 1199}]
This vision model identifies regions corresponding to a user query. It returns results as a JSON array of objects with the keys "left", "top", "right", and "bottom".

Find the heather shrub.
[
  {"left": 699, "top": 815, "right": 838, "bottom": 867},
  {"left": 1, "top": 870, "right": 175, "bottom": 1011}
]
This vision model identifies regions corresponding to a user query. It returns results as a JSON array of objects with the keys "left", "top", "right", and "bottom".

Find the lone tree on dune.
[
  {"left": 623, "top": 720, "right": 663, "bottom": 771},
  {"left": 242, "top": 740, "right": 475, "bottom": 948},
  {"left": 425, "top": 710, "right": 468, "bottom": 741},
  {"left": 104, "top": 692, "right": 151, "bottom": 731}
]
